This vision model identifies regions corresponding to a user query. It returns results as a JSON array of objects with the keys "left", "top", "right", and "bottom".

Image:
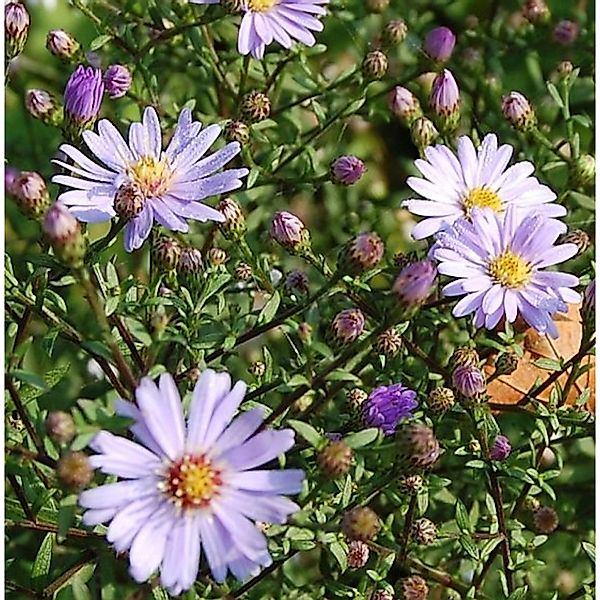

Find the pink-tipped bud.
[
  {"left": 13, "top": 171, "right": 51, "bottom": 218},
  {"left": 331, "top": 308, "right": 365, "bottom": 345},
  {"left": 5, "top": 2, "right": 30, "bottom": 60},
  {"left": 393, "top": 260, "right": 437, "bottom": 308},
  {"left": 423, "top": 26, "right": 456, "bottom": 63},
  {"left": 553, "top": 20, "right": 579, "bottom": 46},
  {"left": 389, "top": 86, "right": 422, "bottom": 126},
  {"left": 331, "top": 155, "right": 366, "bottom": 185},
  {"left": 43, "top": 203, "right": 86, "bottom": 267},
  {"left": 271, "top": 211, "right": 311, "bottom": 255},
  {"left": 430, "top": 69, "right": 460, "bottom": 132},
  {"left": 46, "top": 29, "right": 81, "bottom": 62},
  {"left": 502, "top": 91, "right": 536, "bottom": 132}
]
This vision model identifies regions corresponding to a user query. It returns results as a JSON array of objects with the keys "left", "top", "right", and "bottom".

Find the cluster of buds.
[
  {"left": 271, "top": 211, "right": 312, "bottom": 256},
  {"left": 339, "top": 231, "right": 384, "bottom": 274},
  {"left": 331, "top": 308, "right": 365, "bottom": 345},
  {"left": 25, "top": 89, "right": 64, "bottom": 126},
  {"left": 56, "top": 451, "right": 93, "bottom": 489},
  {"left": 502, "top": 91, "right": 536, "bottom": 132},
  {"left": 330, "top": 155, "right": 366, "bottom": 185},
  {"left": 46, "top": 29, "right": 82, "bottom": 63},
  {"left": 241, "top": 90, "right": 271, "bottom": 122},
  {"left": 427, "top": 387, "right": 455, "bottom": 415},
  {"left": 389, "top": 86, "right": 423, "bottom": 127},
  {"left": 423, "top": 26, "right": 456, "bottom": 63},
  {"left": 43, "top": 203, "right": 86, "bottom": 268},
  {"left": 411, "top": 517, "right": 437, "bottom": 545},
  {"left": 342, "top": 506, "right": 381, "bottom": 541},
  {"left": 430, "top": 69, "right": 460, "bottom": 133},
  {"left": 393, "top": 260, "right": 437, "bottom": 310},
  {"left": 103, "top": 64, "right": 132, "bottom": 99},
  {"left": 362, "top": 50, "right": 388, "bottom": 80},
  {"left": 217, "top": 197, "right": 247, "bottom": 241},
  {"left": 397, "top": 423, "right": 441, "bottom": 470},
  {"left": 318, "top": 440, "right": 353, "bottom": 477},
  {"left": 5, "top": 2, "right": 30, "bottom": 61},
  {"left": 11, "top": 171, "right": 52, "bottom": 218},
  {"left": 63, "top": 65, "right": 105, "bottom": 142}
]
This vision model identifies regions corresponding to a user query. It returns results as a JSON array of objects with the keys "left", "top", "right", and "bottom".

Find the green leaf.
[
  {"left": 582, "top": 540, "right": 595, "bottom": 564},
  {"left": 455, "top": 499, "right": 471, "bottom": 532},
  {"left": 459, "top": 533, "right": 479, "bottom": 559},
  {"left": 507, "top": 586, "right": 529, "bottom": 600},
  {"left": 10, "top": 370, "right": 48, "bottom": 390},
  {"left": 89, "top": 34, "right": 113, "bottom": 51},
  {"left": 258, "top": 291, "right": 280, "bottom": 324},
  {"left": 288, "top": 419, "right": 324, "bottom": 447},
  {"left": 329, "top": 541, "right": 348, "bottom": 571},
  {"left": 546, "top": 82, "right": 564, "bottom": 108},
  {"left": 344, "top": 428, "right": 379, "bottom": 449},
  {"left": 32, "top": 533, "right": 54, "bottom": 591}
]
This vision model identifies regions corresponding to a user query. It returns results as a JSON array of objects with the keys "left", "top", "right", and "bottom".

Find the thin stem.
[
  {"left": 5, "top": 377, "right": 46, "bottom": 456},
  {"left": 7, "top": 474, "right": 36, "bottom": 521},
  {"left": 399, "top": 495, "right": 418, "bottom": 563}
]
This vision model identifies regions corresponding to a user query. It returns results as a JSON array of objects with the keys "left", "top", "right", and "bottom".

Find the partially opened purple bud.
[
  {"left": 389, "top": 86, "right": 422, "bottom": 126},
  {"left": 430, "top": 69, "right": 460, "bottom": 132},
  {"left": 5, "top": 166, "right": 19, "bottom": 196},
  {"left": 103, "top": 64, "right": 132, "bottom": 99},
  {"left": 502, "top": 91, "right": 536, "bottom": 132},
  {"left": 5, "top": 2, "right": 30, "bottom": 60},
  {"left": 63, "top": 65, "right": 104, "bottom": 140},
  {"left": 452, "top": 364, "right": 486, "bottom": 398},
  {"left": 553, "top": 20, "right": 579, "bottom": 46},
  {"left": 489, "top": 434, "right": 511, "bottom": 461},
  {"left": 331, "top": 155, "right": 366, "bottom": 185},
  {"left": 271, "top": 211, "right": 311, "bottom": 254},
  {"left": 47, "top": 29, "right": 81, "bottom": 61},
  {"left": 43, "top": 202, "right": 86, "bottom": 267},
  {"left": 424, "top": 26, "right": 456, "bottom": 63},
  {"left": 393, "top": 260, "right": 437, "bottom": 307}
]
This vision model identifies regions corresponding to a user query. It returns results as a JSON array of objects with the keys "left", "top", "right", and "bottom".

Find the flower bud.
[
  {"left": 222, "top": 0, "right": 244, "bottom": 13},
  {"left": 332, "top": 308, "right": 365, "bottom": 345},
  {"left": 502, "top": 91, "right": 536, "bottom": 132},
  {"left": 5, "top": 166, "right": 19, "bottom": 196},
  {"left": 224, "top": 119, "right": 250, "bottom": 145},
  {"left": 423, "top": 26, "right": 456, "bottom": 63},
  {"left": 340, "top": 231, "right": 384, "bottom": 274},
  {"left": 25, "top": 89, "right": 63, "bottom": 126},
  {"left": 427, "top": 387, "right": 455, "bottom": 415},
  {"left": 389, "top": 86, "right": 422, "bottom": 126},
  {"left": 524, "top": 495, "right": 541, "bottom": 512},
  {"left": 533, "top": 506, "right": 559, "bottom": 534},
  {"left": 153, "top": 236, "right": 182, "bottom": 271},
  {"left": 494, "top": 352, "right": 519, "bottom": 376},
  {"left": 178, "top": 246, "right": 204, "bottom": 275},
  {"left": 318, "top": 440, "right": 353, "bottom": 477},
  {"left": 553, "top": 20, "right": 579, "bottom": 46},
  {"left": 347, "top": 388, "right": 368, "bottom": 411},
  {"left": 207, "top": 247, "right": 228, "bottom": 266},
  {"left": 298, "top": 322, "right": 312, "bottom": 343},
  {"left": 249, "top": 361, "right": 266, "bottom": 378},
  {"left": 382, "top": 19, "right": 408, "bottom": 46},
  {"left": 372, "top": 590, "right": 394, "bottom": 600},
  {"left": 285, "top": 269, "right": 309, "bottom": 295},
  {"left": 411, "top": 517, "right": 437, "bottom": 545},
  {"left": 241, "top": 90, "right": 271, "bottom": 122},
  {"left": 366, "top": 0, "right": 389, "bottom": 13},
  {"left": 43, "top": 203, "right": 86, "bottom": 268},
  {"left": 331, "top": 155, "right": 366, "bottom": 185},
  {"left": 57, "top": 451, "right": 93, "bottom": 488},
  {"left": 271, "top": 211, "right": 311, "bottom": 255},
  {"left": 450, "top": 346, "right": 480, "bottom": 369},
  {"left": 114, "top": 182, "right": 145, "bottom": 220},
  {"left": 63, "top": 65, "right": 104, "bottom": 142},
  {"left": 13, "top": 171, "right": 51, "bottom": 218},
  {"left": 393, "top": 260, "right": 437, "bottom": 308},
  {"left": 342, "top": 506, "right": 381, "bottom": 541},
  {"left": 410, "top": 117, "right": 439, "bottom": 153},
  {"left": 582, "top": 279, "right": 595, "bottom": 323},
  {"left": 362, "top": 50, "right": 388, "bottom": 80},
  {"left": 398, "top": 474, "right": 424, "bottom": 495},
  {"left": 569, "top": 154, "right": 595, "bottom": 189},
  {"left": 46, "top": 30, "right": 81, "bottom": 62},
  {"left": 235, "top": 262, "right": 253, "bottom": 281},
  {"left": 556, "top": 60, "right": 574, "bottom": 78},
  {"left": 397, "top": 423, "right": 441, "bottom": 470},
  {"left": 376, "top": 328, "right": 402, "bottom": 357},
  {"left": 522, "top": 0, "right": 550, "bottom": 24},
  {"left": 430, "top": 69, "right": 460, "bottom": 133},
  {"left": 347, "top": 540, "right": 369, "bottom": 568},
  {"left": 489, "top": 434, "right": 511, "bottom": 461},
  {"left": 217, "top": 197, "right": 247, "bottom": 240},
  {"left": 103, "top": 64, "right": 132, "bottom": 99},
  {"left": 46, "top": 411, "right": 76, "bottom": 444},
  {"left": 399, "top": 575, "right": 428, "bottom": 600},
  {"left": 452, "top": 364, "right": 486, "bottom": 399},
  {"left": 468, "top": 439, "right": 481, "bottom": 454},
  {"left": 5, "top": 2, "right": 30, "bottom": 61}
]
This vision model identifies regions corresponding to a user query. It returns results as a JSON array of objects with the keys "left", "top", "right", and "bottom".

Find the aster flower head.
[
  {"left": 64, "top": 65, "right": 104, "bottom": 130},
  {"left": 432, "top": 207, "right": 580, "bottom": 337},
  {"left": 403, "top": 133, "right": 565, "bottom": 239},
  {"left": 362, "top": 383, "right": 418, "bottom": 436},
  {"left": 191, "top": 0, "right": 330, "bottom": 60},
  {"left": 103, "top": 64, "right": 132, "bottom": 99},
  {"left": 52, "top": 106, "right": 248, "bottom": 251},
  {"left": 423, "top": 26, "right": 456, "bottom": 63},
  {"left": 78, "top": 369, "right": 304, "bottom": 595}
]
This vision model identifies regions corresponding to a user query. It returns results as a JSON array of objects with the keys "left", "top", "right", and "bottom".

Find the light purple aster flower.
[
  {"left": 79, "top": 369, "right": 304, "bottom": 595},
  {"left": 52, "top": 106, "right": 248, "bottom": 251},
  {"left": 64, "top": 65, "right": 104, "bottom": 125},
  {"left": 191, "top": 0, "right": 330, "bottom": 59},
  {"left": 489, "top": 434, "right": 511, "bottom": 462},
  {"left": 431, "top": 206, "right": 580, "bottom": 337},
  {"left": 402, "top": 133, "right": 566, "bottom": 239},
  {"left": 362, "top": 383, "right": 418, "bottom": 436}
]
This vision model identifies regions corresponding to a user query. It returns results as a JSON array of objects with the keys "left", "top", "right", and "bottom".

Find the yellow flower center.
[
  {"left": 488, "top": 251, "right": 531, "bottom": 289},
  {"left": 462, "top": 186, "right": 503, "bottom": 214},
  {"left": 248, "top": 0, "right": 278, "bottom": 11},
  {"left": 163, "top": 454, "right": 222, "bottom": 509},
  {"left": 128, "top": 155, "right": 172, "bottom": 198}
]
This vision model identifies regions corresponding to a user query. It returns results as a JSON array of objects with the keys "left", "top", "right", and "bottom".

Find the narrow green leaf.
[
  {"left": 32, "top": 533, "right": 54, "bottom": 590},
  {"left": 288, "top": 419, "right": 324, "bottom": 447}
]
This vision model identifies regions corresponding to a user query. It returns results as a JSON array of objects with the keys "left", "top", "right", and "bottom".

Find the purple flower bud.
[
  {"left": 389, "top": 86, "right": 422, "bottom": 125},
  {"left": 46, "top": 29, "right": 80, "bottom": 61},
  {"left": 347, "top": 540, "right": 370, "bottom": 568},
  {"left": 553, "top": 20, "right": 579, "bottom": 46},
  {"left": 271, "top": 211, "right": 311, "bottom": 254},
  {"left": 5, "top": 166, "right": 19, "bottom": 196},
  {"left": 393, "top": 260, "right": 437, "bottom": 307},
  {"left": 25, "top": 89, "right": 57, "bottom": 123},
  {"left": 430, "top": 69, "right": 460, "bottom": 131},
  {"left": 43, "top": 202, "right": 79, "bottom": 243},
  {"left": 489, "top": 434, "right": 511, "bottom": 461},
  {"left": 13, "top": 171, "right": 51, "bottom": 218},
  {"left": 452, "top": 364, "right": 486, "bottom": 398},
  {"left": 5, "top": 2, "right": 30, "bottom": 60},
  {"left": 63, "top": 65, "right": 104, "bottom": 139},
  {"left": 331, "top": 155, "right": 366, "bottom": 185},
  {"left": 363, "top": 383, "right": 418, "bottom": 436},
  {"left": 502, "top": 91, "right": 536, "bottom": 132},
  {"left": 103, "top": 64, "right": 132, "bottom": 99},
  {"left": 583, "top": 279, "right": 595, "bottom": 322},
  {"left": 424, "top": 26, "right": 456, "bottom": 63},
  {"left": 332, "top": 308, "right": 365, "bottom": 344},
  {"left": 522, "top": 0, "right": 551, "bottom": 24},
  {"left": 341, "top": 231, "right": 385, "bottom": 274}
]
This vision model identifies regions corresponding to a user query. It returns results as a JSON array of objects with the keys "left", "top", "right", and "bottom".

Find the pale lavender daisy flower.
[
  {"left": 402, "top": 133, "right": 566, "bottom": 239},
  {"left": 79, "top": 369, "right": 304, "bottom": 595},
  {"left": 191, "top": 0, "right": 330, "bottom": 59},
  {"left": 431, "top": 206, "right": 580, "bottom": 337},
  {"left": 52, "top": 106, "right": 248, "bottom": 251}
]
